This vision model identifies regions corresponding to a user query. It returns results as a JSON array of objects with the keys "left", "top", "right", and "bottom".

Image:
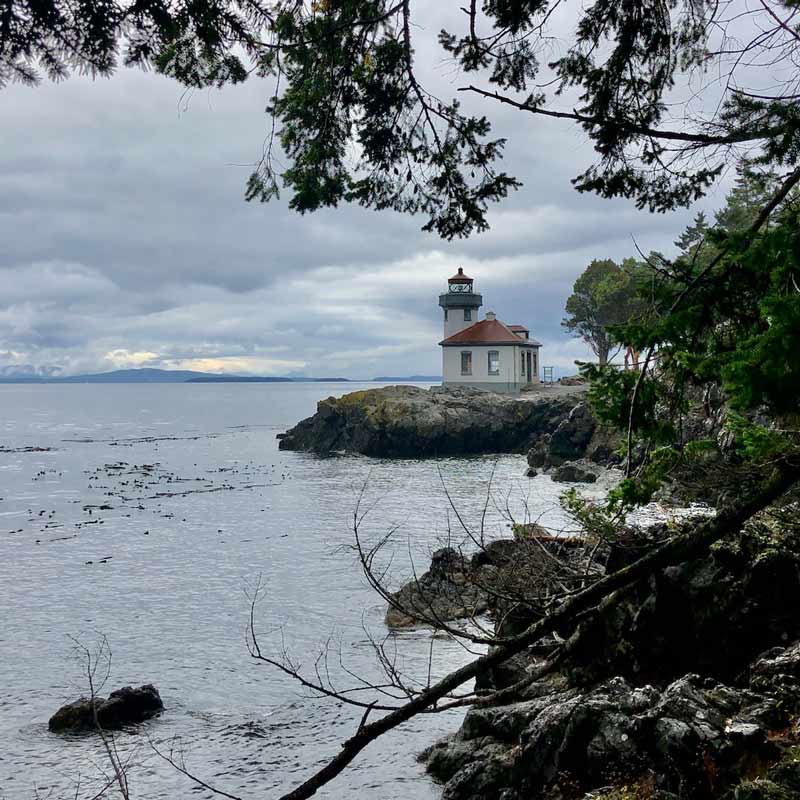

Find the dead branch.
[{"left": 275, "top": 454, "right": 800, "bottom": 800}]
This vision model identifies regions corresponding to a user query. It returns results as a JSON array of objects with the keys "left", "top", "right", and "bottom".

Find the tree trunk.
[{"left": 597, "top": 337, "right": 609, "bottom": 366}]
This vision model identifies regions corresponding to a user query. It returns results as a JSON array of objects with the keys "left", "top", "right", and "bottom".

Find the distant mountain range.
[{"left": 0, "top": 368, "right": 441, "bottom": 384}]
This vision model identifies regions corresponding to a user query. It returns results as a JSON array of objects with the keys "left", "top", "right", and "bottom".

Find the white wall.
[
  {"left": 442, "top": 344, "right": 520, "bottom": 384},
  {"left": 443, "top": 305, "right": 479, "bottom": 338},
  {"left": 442, "top": 345, "right": 541, "bottom": 390}
]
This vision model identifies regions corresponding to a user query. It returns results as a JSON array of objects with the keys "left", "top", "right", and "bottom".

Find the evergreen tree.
[
  {"left": 674, "top": 212, "right": 709, "bottom": 258},
  {"left": 584, "top": 166, "right": 800, "bottom": 508}
]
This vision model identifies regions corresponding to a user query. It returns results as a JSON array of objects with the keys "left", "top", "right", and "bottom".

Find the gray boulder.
[
  {"left": 551, "top": 461, "right": 598, "bottom": 483},
  {"left": 387, "top": 535, "right": 592, "bottom": 631},
  {"left": 49, "top": 684, "right": 163, "bottom": 732},
  {"left": 548, "top": 402, "right": 597, "bottom": 463},
  {"left": 526, "top": 402, "right": 624, "bottom": 469}
]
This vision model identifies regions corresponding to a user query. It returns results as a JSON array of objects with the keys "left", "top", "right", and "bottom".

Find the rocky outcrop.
[
  {"left": 424, "top": 643, "right": 800, "bottom": 800},
  {"left": 385, "top": 547, "right": 489, "bottom": 628},
  {"left": 549, "top": 402, "right": 597, "bottom": 462},
  {"left": 563, "top": 523, "right": 800, "bottom": 688},
  {"left": 386, "top": 534, "right": 591, "bottom": 630},
  {"left": 49, "top": 684, "right": 163, "bottom": 732},
  {"left": 408, "top": 515, "right": 800, "bottom": 799},
  {"left": 278, "top": 385, "right": 586, "bottom": 457},
  {"left": 527, "top": 401, "right": 623, "bottom": 470}
]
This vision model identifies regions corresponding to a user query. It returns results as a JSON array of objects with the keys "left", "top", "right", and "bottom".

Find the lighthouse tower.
[{"left": 438, "top": 268, "right": 483, "bottom": 338}]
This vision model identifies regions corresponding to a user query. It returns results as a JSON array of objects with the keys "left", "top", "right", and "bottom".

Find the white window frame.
[
  {"left": 460, "top": 351, "right": 472, "bottom": 375},
  {"left": 488, "top": 350, "right": 500, "bottom": 376}
]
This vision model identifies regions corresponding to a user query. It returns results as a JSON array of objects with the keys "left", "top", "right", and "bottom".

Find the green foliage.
[
  {"left": 0, "top": 0, "right": 267, "bottom": 87},
  {"left": 5, "top": 1, "right": 800, "bottom": 234},
  {"left": 561, "top": 487, "right": 621, "bottom": 541},
  {"left": 583, "top": 166, "right": 800, "bottom": 509},
  {"left": 663, "top": 201, "right": 800, "bottom": 416},
  {"left": 583, "top": 363, "right": 677, "bottom": 446},
  {"left": 245, "top": 2, "right": 521, "bottom": 238},
  {"left": 726, "top": 413, "right": 795, "bottom": 462},
  {"left": 563, "top": 259, "right": 650, "bottom": 365},
  {"left": 604, "top": 446, "right": 684, "bottom": 512},
  {"left": 440, "top": 0, "right": 786, "bottom": 212}
]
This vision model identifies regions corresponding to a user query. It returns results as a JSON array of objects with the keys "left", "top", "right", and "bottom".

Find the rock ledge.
[{"left": 278, "top": 385, "right": 586, "bottom": 458}]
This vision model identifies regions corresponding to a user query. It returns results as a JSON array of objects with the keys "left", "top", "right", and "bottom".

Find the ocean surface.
[{"left": 0, "top": 383, "right": 594, "bottom": 800}]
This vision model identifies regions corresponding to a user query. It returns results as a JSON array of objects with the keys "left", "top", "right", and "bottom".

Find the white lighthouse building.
[{"left": 438, "top": 268, "right": 541, "bottom": 394}]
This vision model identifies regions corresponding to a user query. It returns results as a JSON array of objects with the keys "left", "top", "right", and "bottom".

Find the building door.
[{"left": 526, "top": 351, "right": 532, "bottom": 382}]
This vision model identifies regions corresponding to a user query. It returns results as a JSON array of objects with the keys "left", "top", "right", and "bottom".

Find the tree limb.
[{"left": 458, "top": 84, "right": 784, "bottom": 147}]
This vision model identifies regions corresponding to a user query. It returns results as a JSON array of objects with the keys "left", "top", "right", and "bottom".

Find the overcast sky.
[{"left": 0, "top": 6, "right": 733, "bottom": 379}]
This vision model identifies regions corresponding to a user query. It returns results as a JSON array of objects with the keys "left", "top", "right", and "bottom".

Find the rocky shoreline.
[
  {"left": 387, "top": 520, "right": 800, "bottom": 799},
  {"left": 277, "top": 382, "right": 628, "bottom": 491},
  {"left": 278, "top": 379, "right": 799, "bottom": 798}
]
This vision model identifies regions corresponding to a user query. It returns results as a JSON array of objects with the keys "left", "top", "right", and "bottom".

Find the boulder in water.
[
  {"left": 551, "top": 461, "right": 598, "bottom": 483},
  {"left": 48, "top": 684, "right": 163, "bottom": 732},
  {"left": 385, "top": 548, "right": 488, "bottom": 628}
]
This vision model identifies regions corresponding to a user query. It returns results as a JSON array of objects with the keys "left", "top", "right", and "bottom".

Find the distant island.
[
  {"left": 372, "top": 375, "right": 441, "bottom": 382},
  {"left": 0, "top": 368, "right": 442, "bottom": 384},
  {"left": 187, "top": 375, "right": 351, "bottom": 383}
]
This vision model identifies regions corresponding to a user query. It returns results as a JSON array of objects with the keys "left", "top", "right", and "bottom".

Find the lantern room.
[
  {"left": 447, "top": 267, "right": 474, "bottom": 293},
  {"left": 438, "top": 267, "right": 483, "bottom": 338}
]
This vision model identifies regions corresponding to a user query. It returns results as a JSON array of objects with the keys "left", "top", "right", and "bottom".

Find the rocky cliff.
[
  {"left": 278, "top": 385, "right": 587, "bottom": 458},
  {"left": 412, "top": 521, "right": 800, "bottom": 799}
]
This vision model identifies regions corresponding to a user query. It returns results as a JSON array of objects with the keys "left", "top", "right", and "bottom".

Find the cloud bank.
[{"left": 0, "top": 7, "right": 730, "bottom": 378}]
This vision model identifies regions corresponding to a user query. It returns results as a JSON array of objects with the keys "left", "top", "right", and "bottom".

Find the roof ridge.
[
  {"left": 495, "top": 319, "right": 519, "bottom": 336},
  {"left": 439, "top": 317, "right": 540, "bottom": 346}
]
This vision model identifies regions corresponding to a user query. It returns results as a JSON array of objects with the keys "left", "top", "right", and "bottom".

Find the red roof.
[
  {"left": 509, "top": 325, "right": 529, "bottom": 332},
  {"left": 440, "top": 318, "right": 540, "bottom": 346},
  {"left": 448, "top": 267, "right": 473, "bottom": 284}
]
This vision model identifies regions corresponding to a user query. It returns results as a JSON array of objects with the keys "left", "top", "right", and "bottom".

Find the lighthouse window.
[
  {"left": 444, "top": 309, "right": 448, "bottom": 321},
  {"left": 464, "top": 308, "right": 472, "bottom": 321},
  {"left": 488, "top": 351, "right": 500, "bottom": 375},
  {"left": 460, "top": 351, "right": 472, "bottom": 375}
]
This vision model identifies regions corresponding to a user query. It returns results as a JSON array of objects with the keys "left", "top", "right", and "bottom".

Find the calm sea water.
[{"left": 0, "top": 383, "right": 587, "bottom": 800}]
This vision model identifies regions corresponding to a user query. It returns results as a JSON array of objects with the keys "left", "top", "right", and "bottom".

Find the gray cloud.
[{"left": 0, "top": 7, "right": 727, "bottom": 378}]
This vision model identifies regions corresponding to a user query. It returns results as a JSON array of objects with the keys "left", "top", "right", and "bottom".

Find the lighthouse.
[
  {"left": 438, "top": 268, "right": 483, "bottom": 338},
  {"left": 438, "top": 268, "right": 542, "bottom": 393}
]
